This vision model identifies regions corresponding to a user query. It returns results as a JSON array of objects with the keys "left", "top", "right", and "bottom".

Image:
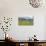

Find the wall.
[
  {"left": 44, "top": 16, "right": 46, "bottom": 40},
  {"left": 0, "top": 0, "right": 46, "bottom": 40}
]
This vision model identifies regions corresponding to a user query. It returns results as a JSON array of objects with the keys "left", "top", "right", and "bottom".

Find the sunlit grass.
[{"left": 19, "top": 20, "right": 33, "bottom": 25}]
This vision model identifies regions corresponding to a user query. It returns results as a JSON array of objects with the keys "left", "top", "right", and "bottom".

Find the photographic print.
[{"left": 18, "top": 17, "right": 34, "bottom": 26}]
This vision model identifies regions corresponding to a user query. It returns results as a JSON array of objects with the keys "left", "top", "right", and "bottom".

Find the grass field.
[{"left": 18, "top": 20, "right": 33, "bottom": 25}]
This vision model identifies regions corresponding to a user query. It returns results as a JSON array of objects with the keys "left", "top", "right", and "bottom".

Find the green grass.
[{"left": 18, "top": 20, "right": 33, "bottom": 25}]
